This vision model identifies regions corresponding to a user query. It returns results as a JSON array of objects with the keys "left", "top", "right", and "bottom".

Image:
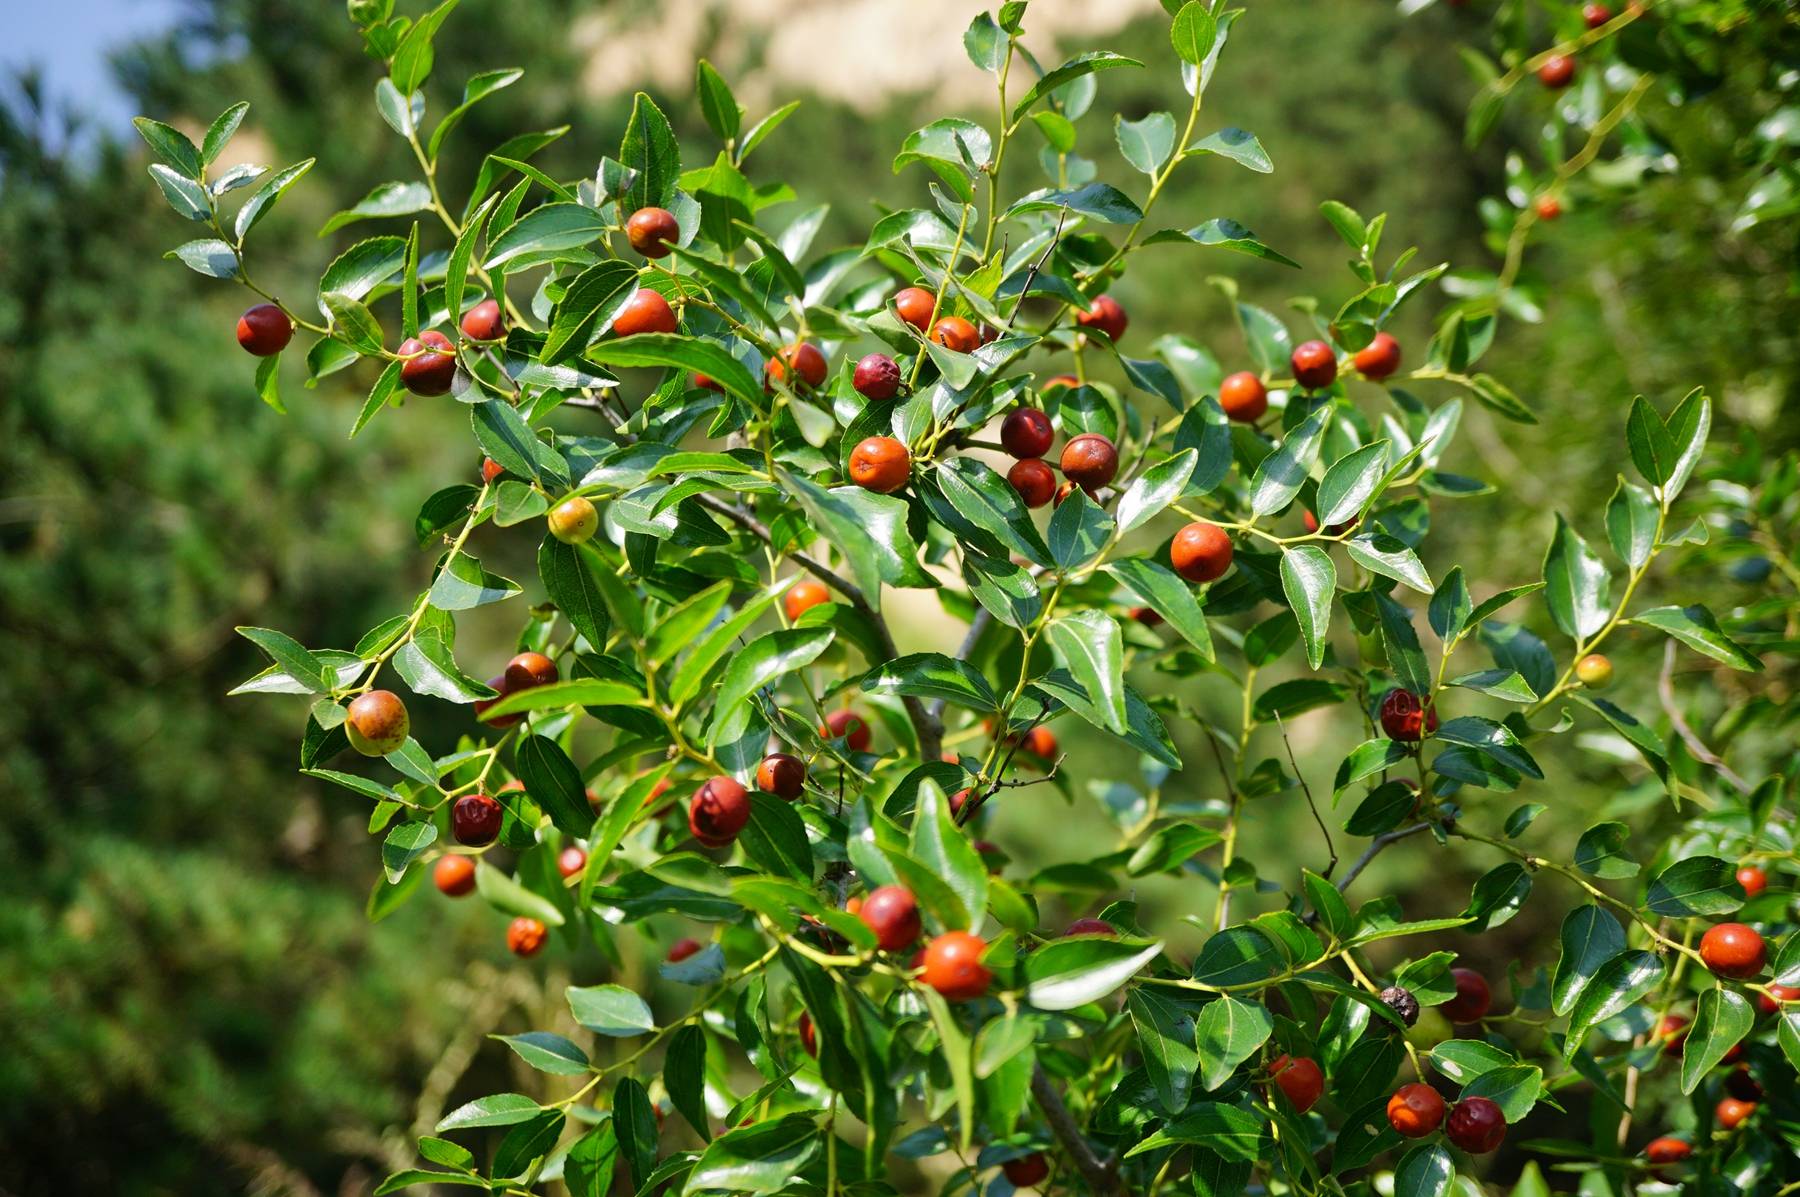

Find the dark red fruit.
[
  {"left": 558, "top": 845, "right": 587, "bottom": 878},
  {"left": 893, "top": 286, "right": 937, "bottom": 331},
  {"left": 1065, "top": 918, "right": 1114, "bottom": 937},
  {"left": 399, "top": 329, "right": 457, "bottom": 396},
  {"left": 1447, "top": 1097, "right": 1506, "bottom": 1153},
  {"left": 756, "top": 752, "right": 806, "bottom": 800},
  {"left": 1700, "top": 923, "right": 1767, "bottom": 979},
  {"left": 504, "top": 651, "right": 558, "bottom": 692},
  {"left": 1725, "top": 1066, "right": 1763, "bottom": 1102},
  {"left": 853, "top": 353, "right": 901, "bottom": 400},
  {"left": 1583, "top": 3, "right": 1613, "bottom": 27},
  {"left": 859, "top": 885, "right": 922, "bottom": 951},
  {"left": 1218, "top": 371, "right": 1267, "bottom": 423},
  {"left": 798, "top": 1011, "right": 817, "bottom": 1057},
  {"left": 1171, "top": 522, "right": 1233, "bottom": 584},
  {"left": 1290, "top": 340, "right": 1338, "bottom": 390},
  {"left": 1658, "top": 1014, "right": 1690, "bottom": 1056},
  {"left": 1757, "top": 984, "right": 1800, "bottom": 1015},
  {"left": 236, "top": 303, "right": 293, "bottom": 356},
  {"left": 1538, "top": 54, "right": 1576, "bottom": 89},
  {"left": 921, "top": 931, "right": 990, "bottom": 1000},
  {"left": 1379, "top": 689, "right": 1439, "bottom": 742},
  {"left": 1001, "top": 408, "right": 1055, "bottom": 459},
  {"left": 667, "top": 937, "right": 702, "bottom": 962},
  {"left": 1270, "top": 1055, "right": 1324, "bottom": 1114},
  {"left": 1644, "top": 1137, "right": 1692, "bottom": 1164},
  {"left": 1441, "top": 967, "right": 1492, "bottom": 1023},
  {"left": 434, "top": 855, "right": 476, "bottom": 896},
  {"left": 452, "top": 793, "right": 503, "bottom": 846},
  {"left": 507, "top": 916, "right": 547, "bottom": 957},
  {"left": 1387, "top": 1083, "right": 1446, "bottom": 1137},
  {"left": 1353, "top": 332, "right": 1402, "bottom": 380},
  {"left": 475, "top": 674, "right": 520, "bottom": 728},
  {"left": 689, "top": 777, "right": 751, "bottom": 848},
  {"left": 626, "top": 206, "right": 680, "bottom": 258},
  {"left": 1060, "top": 433, "right": 1118, "bottom": 489},
  {"left": 614, "top": 288, "right": 678, "bottom": 337},
  {"left": 767, "top": 342, "right": 828, "bottom": 390},
  {"left": 461, "top": 298, "right": 504, "bottom": 342},
  {"left": 1002, "top": 1154, "right": 1049, "bottom": 1187},
  {"left": 1076, "top": 293, "right": 1127, "bottom": 343},
  {"left": 1008, "top": 458, "right": 1057, "bottom": 508},
  {"left": 821, "top": 709, "right": 872, "bottom": 752},
  {"left": 1128, "top": 606, "right": 1162, "bottom": 627}
]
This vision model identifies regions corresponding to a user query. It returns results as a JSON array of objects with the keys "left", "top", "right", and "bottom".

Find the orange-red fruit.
[
  {"left": 475, "top": 674, "right": 520, "bottom": 727},
  {"left": 1441, "top": 967, "right": 1492, "bottom": 1023},
  {"left": 1218, "top": 371, "right": 1268, "bottom": 423},
  {"left": 614, "top": 288, "right": 678, "bottom": 337},
  {"left": 921, "top": 931, "right": 991, "bottom": 1001},
  {"left": 1021, "top": 726, "right": 1058, "bottom": 760},
  {"left": 1009, "top": 458, "right": 1057, "bottom": 508},
  {"left": 346, "top": 689, "right": 410, "bottom": 756},
  {"left": 1053, "top": 481, "right": 1085, "bottom": 507},
  {"left": 1379, "top": 689, "right": 1439, "bottom": 742},
  {"left": 821, "top": 709, "right": 872, "bottom": 752},
  {"left": 1002, "top": 1154, "right": 1050, "bottom": 1187},
  {"left": 1001, "top": 408, "right": 1055, "bottom": 459},
  {"left": 1269, "top": 1054, "right": 1324, "bottom": 1114},
  {"left": 399, "top": 329, "right": 458, "bottom": 396},
  {"left": 507, "top": 916, "right": 547, "bottom": 957},
  {"left": 1447, "top": 1097, "right": 1507, "bottom": 1153},
  {"left": 767, "top": 342, "right": 828, "bottom": 390},
  {"left": 1076, "top": 293, "right": 1128, "bottom": 343},
  {"left": 452, "top": 793, "right": 504, "bottom": 846},
  {"left": 626, "top": 206, "right": 680, "bottom": 258},
  {"left": 667, "top": 937, "right": 702, "bottom": 963},
  {"left": 1538, "top": 54, "right": 1576, "bottom": 88},
  {"left": 505, "top": 651, "right": 558, "bottom": 692},
  {"left": 1171, "top": 522, "right": 1233, "bottom": 584},
  {"left": 1736, "top": 865, "right": 1767, "bottom": 898},
  {"left": 1353, "top": 332, "right": 1402, "bottom": 380},
  {"left": 1757, "top": 983, "right": 1800, "bottom": 1015},
  {"left": 854, "top": 353, "right": 901, "bottom": 401},
  {"left": 756, "top": 752, "right": 806, "bottom": 800},
  {"left": 784, "top": 579, "right": 830, "bottom": 621},
  {"left": 1042, "top": 374, "right": 1080, "bottom": 392},
  {"left": 1536, "top": 196, "right": 1563, "bottom": 221},
  {"left": 1290, "top": 339, "right": 1338, "bottom": 390},
  {"left": 434, "top": 855, "right": 476, "bottom": 896},
  {"left": 1065, "top": 918, "right": 1114, "bottom": 937},
  {"left": 859, "top": 885, "right": 923, "bottom": 951},
  {"left": 1657, "top": 1014, "right": 1690, "bottom": 1056},
  {"left": 689, "top": 776, "right": 751, "bottom": 848},
  {"left": 237, "top": 303, "right": 293, "bottom": 356},
  {"left": 931, "top": 316, "right": 981, "bottom": 353},
  {"left": 1129, "top": 606, "right": 1162, "bottom": 627},
  {"left": 461, "top": 298, "right": 504, "bottom": 342},
  {"left": 1583, "top": 3, "right": 1613, "bottom": 26},
  {"left": 558, "top": 845, "right": 588, "bottom": 878},
  {"left": 481, "top": 457, "right": 505, "bottom": 485},
  {"left": 692, "top": 372, "right": 723, "bottom": 391},
  {"left": 1060, "top": 433, "right": 1119, "bottom": 489},
  {"left": 1715, "top": 1096, "right": 1756, "bottom": 1129},
  {"left": 798, "top": 1011, "right": 817, "bottom": 1057},
  {"left": 1644, "top": 1137, "right": 1693, "bottom": 1164},
  {"left": 1699, "top": 922, "right": 1767, "bottom": 979},
  {"left": 1387, "top": 1083, "right": 1446, "bottom": 1137},
  {"left": 893, "top": 286, "right": 937, "bottom": 331},
  {"left": 849, "top": 436, "right": 911, "bottom": 493}
]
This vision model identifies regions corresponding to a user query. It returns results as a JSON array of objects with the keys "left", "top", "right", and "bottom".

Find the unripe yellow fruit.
[
  {"left": 1405, "top": 1008, "right": 1454, "bottom": 1051},
  {"left": 1575, "top": 653, "right": 1614, "bottom": 689},
  {"left": 548, "top": 496, "right": 599, "bottom": 544}
]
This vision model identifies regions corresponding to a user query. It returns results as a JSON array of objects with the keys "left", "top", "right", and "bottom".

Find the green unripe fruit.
[
  {"left": 548, "top": 496, "right": 599, "bottom": 544},
  {"left": 1575, "top": 653, "right": 1613, "bottom": 689},
  {"left": 1405, "top": 1007, "right": 1454, "bottom": 1051}
]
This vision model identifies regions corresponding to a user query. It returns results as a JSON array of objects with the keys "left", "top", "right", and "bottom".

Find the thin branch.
[
  {"left": 1338, "top": 823, "right": 1431, "bottom": 892},
  {"left": 1030, "top": 1064, "right": 1119, "bottom": 1197},
  {"left": 692, "top": 493, "right": 943, "bottom": 762},
  {"left": 1657, "top": 639, "right": 1751, "bottom": 795},
  {"left": 1275, "top": 712, "right": 1336, "bottom": 878}
]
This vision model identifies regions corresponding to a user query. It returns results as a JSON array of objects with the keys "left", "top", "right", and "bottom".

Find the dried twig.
[
  {"left": 1656, "top": 640, "right": 1751, "bottom": 795},
  {"left": 1275, "top": 712, "right": 1336, "bottom": 878}
]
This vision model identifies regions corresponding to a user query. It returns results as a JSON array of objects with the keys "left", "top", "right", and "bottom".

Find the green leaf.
[
  {"left": 1249, "top": 404, "right": 1332, "bottom": 517},
  {"left": 1427, "top": 567, "right": 1469, "bottom": 646},
  {"left": 133, "top": 116, "right": 202, "bottom": 177},
  {"left": 1116, "top": 450, "right": 1197, "bottom": 533},
  {"left": 1010, "top": 52, "right": 1143, "bottom": 122},
  {"left": 1436, "top": 716, "right": 1543, "bottom": 780},
  {"left": 541, "top": 261, "right": 640, "bottom": 365},
  {"left": 1445, "top": 669, "right": 1536, "bottom": 702},
  {"left": 1542, "top": 515, "right": 1612, "bottom": 641},
  {"left": 1627, "top": 606, "right": 1762, "bottom": 672},
  {"left": 484, "top": 203, "right": 610, "bottom": 268},
  {"left": 1124, "top": 1102, "right": 1262, "bottom": 1161},
  {"left": 537, "top": 539, "right": 612, "bottom": 653},
  {"left": 1645, "top": 856, "right": 1745, "bottom": 917},
  {"left": 436, "top": 1093, "right": 540, "bottom": 1132},
  {"left": 1567, "top": 950, "right": 1663, "bottom": 1049},
  {"left": 1128, "top": 988, "right": 1201, "bottom": 1113},
  {"left": 620, "top": 91, "right": 680, "bottom": 212},
  {"left": 236, "top": 626, "right": 330, "bottom": 693},
  {"left": 683, "top": 1114, "right": 821, "bottom": 1196},
  {"left": 1393, "top": 1142, "right": 1454, "bottom": 1197},
  {"left": 319, "top": 180, "right": 433, "bottom": 236},
  {"left": 695, "top": 60, "right": 741, "bottom": 141},
  {"left": 236, "top": 159, "right": 315, "bottom": 242},
  {"left": 390, "top": 0, "right": 459, "bottom": 93},
  {"left": 318, "top": 236, "right": 407, "bottom": 312},
  {"left": 1193, "top": 994, "right": 1273, "bottom": 1091},
  {"left": 864, "top": 653, "right": 999, "bottom": 711},
  {"left": 1047, "top": 611, "right": 1126, "bottom": 733},
  {"left": 584, "top": 333, "right": 764, "bottom": 413},
  {"left": 517, "top": 735, "right": 598, "bottom": 836},
  {"left": 1026, "top": 937, "right": 1163, "bottom": 1011},
  {"left": 149, "top": 164, "right": 209, "bottom": 221},
  {"left": 1303, "top": 870, "right": 1354, "bottom": 940},
  {"left": 1280, "top": 546, "right": 1336, "bottom": 670},
  {"left": 428, "top": 553, "right": 520, "bottom": 610},
  {"left": 937, "top": 457, "right": 1053, "bottom": 568},
  {"left": 1192, "top": 926, "right": 1282, "bottom": 988},
  {"left": 495, "top": 1031, "right": 591, "bottom": 1076},
  {"left": 1106, "top": 559, "right": 1212, "bottom": 660},
  {"left": 166, "top": 238, "right": 238, "bottom": 279},
  {"left": 910, "top": 782, "right": 987, "bottom": 932},
  {"left": 1604, "top": 478, "right": 1658, "bottom": 569},
  {"left": 1680, "top": 988, "right": 1754, "bottom": 1094},
  {"left": 710, "top": 627, "right": 835, "bottom": 747},
  {"left": 1191, "top": 126, "right": 1273, "bottom": 173},
  {"left": 475, "top": 861, "right": 565, "bottom": 926},
  {"left": 1664, "top": 389, "right": 1711, "bottom": 500},
  {"left": 1348, "top": 533, "right": 1434, "bottom": 594},
  {"left": 1316, "top": 442, "right": 1390, "bottom": 528},
  {"left": 471, "top": 398, "right": 569, "bottom": 489},
  {"left": 1048, "top": 490, "right": 1115, "bottom": 569},
  {"left": 964, "top": 12, "right": 1008, "bottom": 72},
  {"left": 374, "top": 1171, "right": 485, "bottom": 1194},
  {"left": 1006, "top": 182, "right": 1144, "bottom": 224},
  {"left": 1116, "top": 112, "right": 1177, "bottom": 176},
  {"left": 962, "top": 552, "right": 1042, "bottom": 629},
  {"left": 322, "top": 292, "right": 385, "bottom": 356},
  {"left": 380, "top": 821, "right": 436, "bottom": 883},
  {"left": 1625, "top": 395, "right": 1678, "bottom": 487},
  {"left": 1145, "top": 219, "right": 1300, "bottom": 269},
  {"left": 394, "top": 630, "right": 494, "bottom": 704},
  {"left": 567, "top": 984, "right": 657, "bottom": 1037},
  {"left": 1572, "top": 823, "right": 1638, "bottom": 879},
  {"left": 1377, "top": 593, "right": 1432, "bottom": 697},
  {"left": 1169, "top": 2, "right": 1219, "bottom": 65}
]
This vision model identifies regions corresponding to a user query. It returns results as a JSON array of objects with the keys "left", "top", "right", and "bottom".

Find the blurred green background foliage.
[{"left": 1, "top": 0, "right": 1794, "bottom": 1190}]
